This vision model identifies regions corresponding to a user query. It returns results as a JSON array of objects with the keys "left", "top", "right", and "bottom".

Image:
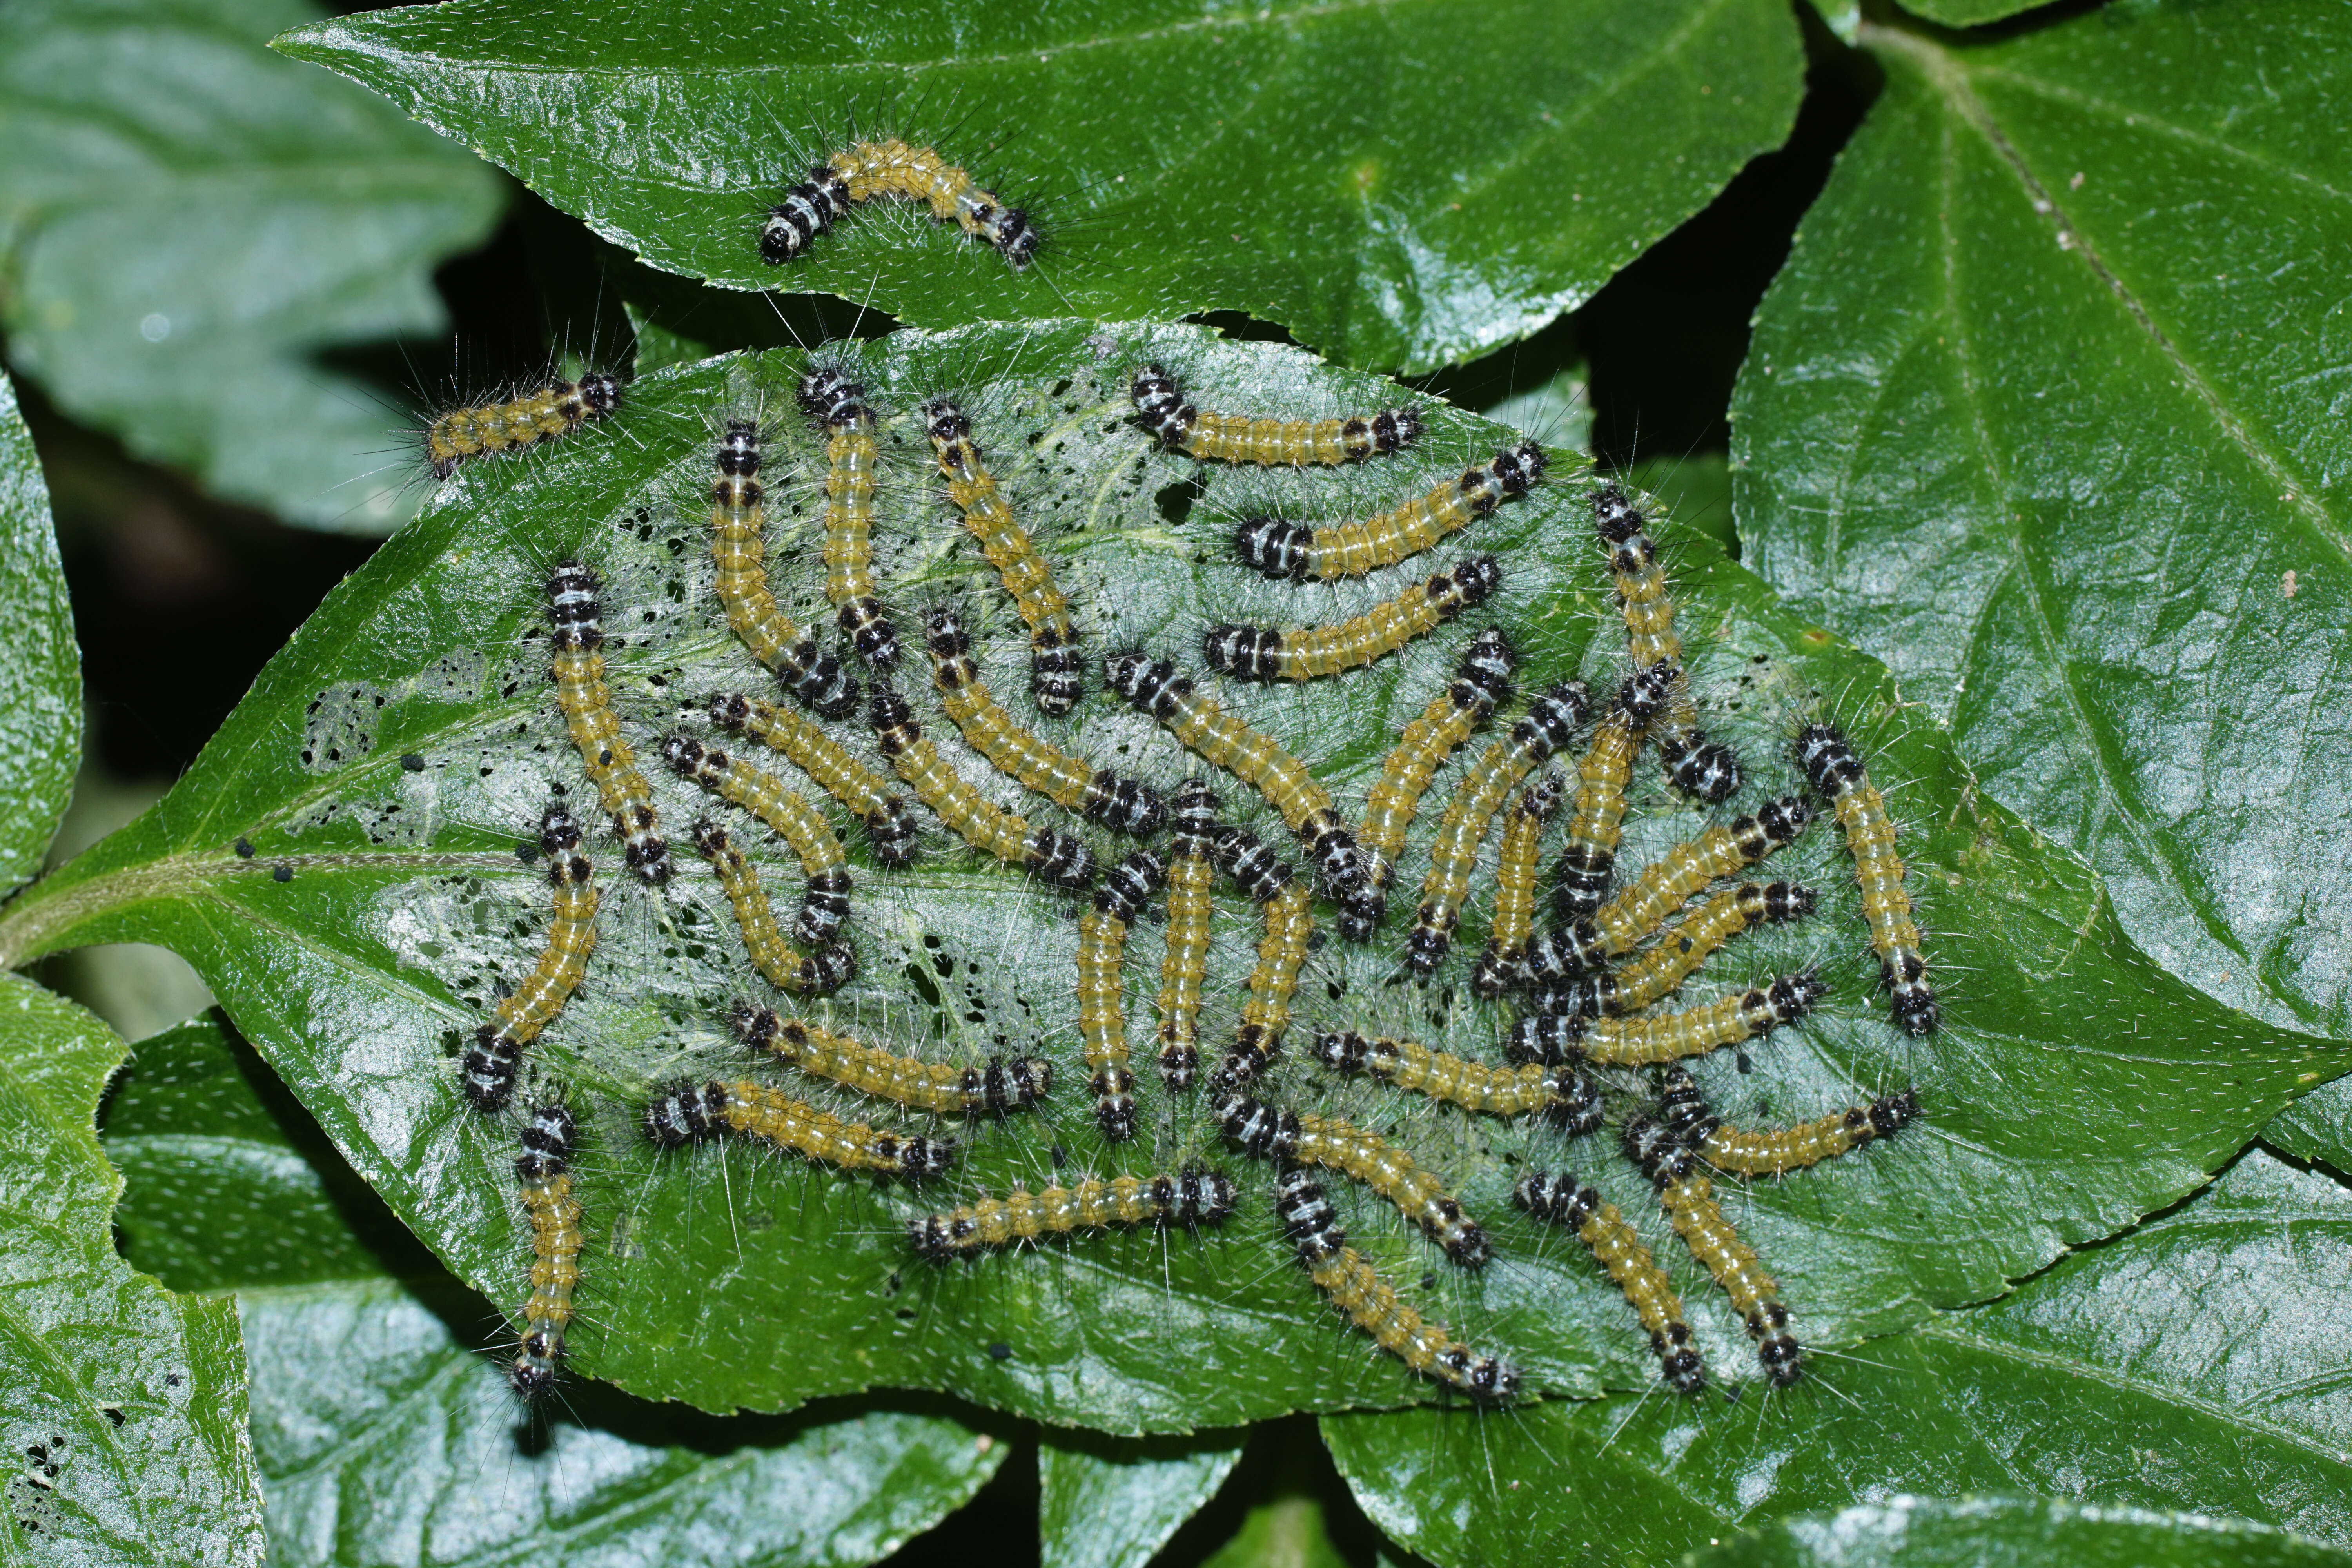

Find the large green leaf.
[
  {"left": 0, "top": 366, "right": 80, "bottom": 897},
  {"left": 0, "top": 0, "right": 505, "bottom": 533},
  {"left": 1039, "top": 1429, "right": 1244, "bottom": 1568},
  {"left": 1, "top": 323, "right": 2334, "bottom": 1439},
  {"left": 272, "top": 0, "right": 1806, "bottom": 374},
  {"left": 1324, "top": 1147, "right": 2352, "bottom": 1565},
  {"left": 104, "top": 1011, "right": 1009, "bottom": 1568},
  {"left": 1692, "top": 1496, "right": 2352, "bottom": 1568},
  {"left": 0, "top": 980, "right": 264, "bottom": 1566},
  {"left": 1730, "top": 2, "right": 2352, "bottom": 1034}
]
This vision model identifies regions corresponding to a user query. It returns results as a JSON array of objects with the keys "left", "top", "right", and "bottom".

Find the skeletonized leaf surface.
[
  {"left": 1691, "top": 1497, "right": 2352, "bottom": 1568},
  {"left": 1731, "top": 2, "right": 2352, "bottom": 1034},
  {"left": 272, "top": 0, "right": 1805, "bottom": 373},
  {"left": 0, "top": 367, "right": 80, "bottom": 897},
  {"left": 9, "top": 321, "right": 2337, "bottom": 1437}
]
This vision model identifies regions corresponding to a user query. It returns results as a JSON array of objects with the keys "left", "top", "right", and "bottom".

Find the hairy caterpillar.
[
  {"left": 1657, "top": 1067, "right": 1919, "bottom": 1178},
  {"left": 762, "top": 140, "right": 1038, "bottom": 269},
  {"left": 728, "top": 999, "right": 1051, "bottom": 1117},
  {"left": 1155, "top": 781, "right": 1219, "bottom": 1093},
  {"left": 1624, "top": 1114, "right": 1800, "bottom": 1385},
  {"left": 547, "top": 561, "right": 671, "bottom": 883},
  {"left": 1795, "top": 723, "right": 1938, "bottom": 1036},
  {"left": 1543, "top": 881, "right": 1814, "bottom": 1019},
  {"left": 799, "top": 368, "right": 898, "bottom": 667},
  {"left": 1275, "top": 1170, "right": 1517, "bottom": 1400},
  {"left": 909, "top": 1169, "right": 1237, "bottom": 1257},
  {"left": 1211, "top": 824, "right": 1295, "bottom": 903},
  {"left": 427, "top": 374, "right": 620, "bottom": 479},
  {"left": 643, "top": 1078, "right": 955, "bottom": 1180},
  {"left": 1213, "top": 1089, "right": 1488, "bottom": 1267},
  {"left": 1512, "top": 1171, "right": 1704, "bottom": 1393},
  {"left": 867, "top": 686, "right": 1095, "bottom": 888},
  {"left": 1218, "top": 879, "right": 1314, "bottom": 1087},
  {"left": 463, "top": 806, "right": 596, "bottom": 1113},
  {"left": 1078, "top": 851, "right": 1167, "bottom": 1141},
  {"left": 1130, "top": 363, "right": 1421, "bottom": 465},
  {"left": 510, "top": 1104, "right": 582, "bottom": 1398},
  {"left": 1592, "top": 485, "right": 1742, "bottom": 802},
  {"left": 708, "top": 421, "right": 861, "bottom": 719},
  {"left": 1232, "top": 443, "right": 1547, "bottom": 582},
  {"left": 1469, "top": 769, "right": 1565, "bottom": 999},
  {"left": 1310, "top": 1029, "right": 1601, "bottom": 1130},
  {"left": 925, "top": 607, "right": 1163, "bottom": 834},
  {"left": 661, "top": 735, "right": 852, "bottom": 946},
  {"left": 1551, "top": 667, "right": 1677, "bottom": 924},
  {"left": 690, "top": 821, "right": 859, "bottom": 996},
  {"left": 924, "top": 399, "right": 1083, "bottom": 714},
  {"left": 708, "top": 691, "right": 920, "bottom": 868},
  {"left": 1201, "top": 556, "right": 1500, "bottom": 682},
  {"left": 1506, "top": 972, "right": 1827, "bottom": 1067}
]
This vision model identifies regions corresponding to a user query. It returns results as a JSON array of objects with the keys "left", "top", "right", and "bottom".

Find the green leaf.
[
  {"left": 1691, "top": 1496, "right": 2352, "bottom": 1568},
  {"left": 0, "top": 0, "right": 505, "bottom": 534},
  {"left": 1198, "top": 1489, "right": 1356, "bottom": 1568},
  {"left": 271, "top": 0, "right": 1808, "bottom": 373},
  {"left": 1729, "top": 3, "right": 2352, "bottom": 1033},
  {"left": 1039, "top": 1430, "right": 1244, "bottom": 1568},
  {"left": 1325, "top": 1148, "right": 2352, "bottom": 1564},
  {"left": 0, "top": 366, "right": 80, "bottom": 897},
  {"left": 0, "top": 979, "right": 264, "bottom": 1566},
  {"left": 5, "top": 322, "right": 2336, "bottom": 1437},
  {"left": 104, "top": 1010, "right": 1010, "bottom": 1568}
]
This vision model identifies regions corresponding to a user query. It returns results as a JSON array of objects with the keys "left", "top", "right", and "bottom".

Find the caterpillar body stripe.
[
  {"left": 1592, "top": 485, "right": 1742, "bottom": 802},
  {"left": 1156, "top": 781, "right": 1220, "bottom": 1093},
  {"left": 799, "top": 369, "right": 898, "bottom": 667},
  {"left": 1544, "top": 881, "right": 1815, "bottom": 1019},
  {"left": 1233, "top": 443, "right": 1547, "bottom": 582},
  {"left": 1130, "top": 364, "right": 1421, "bottom": 466},
  {"left": 1658, "top": 1067, "right": 1919, "bottom": 1178},
  {"left": 1213, "top": 1089, "right": 1488, "bottom": 1267},
  {"left": 708, "top": 691, "right": 920, "bottom": 868},
  {"left": 1624, "top": 1116, "right": 1800, "bottom": 1386},
  {"left": 925, "top": 608, "right": 1163, "bottom": 835},
  {"left": 1507, "top": 972, "right": 1827, "bottom": 1068},
  {"left": 1201, "top": 556, "right": 1500, "bottom": 682},
  {"left": 709, "top": 421, "right": 861, "bottom": 719},
  {"left": 1211, "top": 825, "right": 1295, "bottom": 903},
  {"left": 1220, "top": 879, "right": 1313, "bottom": 1087},
  {"left": 1311, "top": 1030, "right": 1601, "bottom": 1130},
  {"left": 1078, "top": 850, "right": 1167, "bottom": 1141},
  {"left": 1346, "top": 630, "right": 1515, "bottom": 940},
  {"left": 1513, "top": 1171, "right": 1704, "bottom": 1393},
  {"left": 762, "top": 140, "right": 1038, "bottom": 269},
  {"left": 428, "top": 374, "right": 620, "bottom": 480},
  {"left": 690, "top": 821, "right": 858, "bottom": 996},
  {"left": 867, "top": 686, "right": 1095, "bottom": 889},
  {"left": 1107, "top": 652, "right": 1365, "bottom": 897},
  {"left": 1405, "top": 680, "right": 1591, "bottom": 976},
  {"left": 1550, "top": 668, "right": 1677, "bottom": 926},
  {"left": 1470, "top": 769, "right": 1565, "bottom": 999},
  {"left": 644, "top": 1078, "right": 954, "bottom": 1180},
  {"left": 1275, "top": 1171, "right": 1517, "bottom": 1400},
  {"left": 510, "top": 1104, "right": 581, "bottom": 1398},
  {"left": 662, "top": 735, "right": 852, "bottom": 946},
  {"left": 924, "top": 400, "right": 1082, "bottom": 715},
  {"left": 464, "top": 807, "right": 597, "bottom": 1114},
  {"left": 909, "top": 1169, "right": 1237, "bottom": 1256},
  {"left": 1529, "top": 796, "right": 1812, "bottom": 978},
  {"left": 728, "top": 999, "right": 1051, "bottom": 1118},
  {"left": 1795, "top": 723, "right": 1938, "bottom": 1036},
  {"left": 547, "top": 561, "right": 671, "bottom": 884}
]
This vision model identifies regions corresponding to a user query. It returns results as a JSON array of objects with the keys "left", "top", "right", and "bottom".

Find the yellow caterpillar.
[
  {"left": 1201, "top": 556, "right": 1501, "bottom": 682},
  {"left": 924, "top": 400, "right": 1083, "bottom": 714},
  {"left": 1550, "top": 667, "right": 1675, "bottom": 925},
  {"left": 426, "top": 374, "right": 619, "bottom": 479},
  {"left": 708, "top": 691, "right": 920, "bottom": 868},
  {"left": 643, "top": 1078, "right": 955, "bottom": 1180},
  {"left": 799, "top": 368, "right": 898, "bottom": 667},
  {"left": 1219, "top": 879, "right": 1313, "bottom": 1087},
  {"left": 1507, "top": 972, "right": 1827, "bottom": 1068},
  {"left": 546, "top": 561, "right": 670, "bottom": 883},
  {"left": 909, "top": 1170, "right": 1237, "bottom": 1256},
  {"left": 662, "top": 734, "right": 852, "bottom": 946},
  {"left": 1214, "top": 1090, "right": 1488, "bottom": 1267},
  {"left": 509, "top": 1104, "right": 583, "bottom": 1398},
  {"left": 1131, "top": 363, "right": 1421, "bottom": 465},
  {"left": 867, "top": 686, "right": 1095, "bottom": 887},
  {"left": 708, "top": 419, "right": 861, "bottom": 719},
  {"left": 1592, "top": 484, "right": 1742, "bottom": 801},
  {"left": 1624, "top": 1116, "right": 1801, "bottom": 1386},
  {"left": 1469, "top": 769, "right": 1564, "bottom": 998},
  {"left": 689, "top": 821, "right": 858, "bottom": 996},
  {"left": 1797, "top": 722, "right": 1938, "bottom": 1036},
  {"left": 1155, "top": 780, "right": 1219, "bottom": 1093},
  {"left": 1658, "top": 1067, "right": 1919, "bottom": 1178},
  {"left": 762, "top": 139, "right": 1038, "bottom": 269},
  {"left": 728, "top": 999, "right": 1051, "bottom": 1117},
  {"left": 1513, "top": 1171, "right": 1704, "bottom": 1393},
  {"left": 1544, "top": 881, "right": 1813, "bottom": 1019},
  {"left": 1232, "top": 444, "right": 1547, "bottom": 581},
  {"left": 464, "top": 806, "right": 597, "bottom": 1114},
  {"left": 1310, "top": 1030, "right": 1600, "bottom": 1129},
  {"left": 1077, "top": 851, "right": 1166, "bottom": 1141}
]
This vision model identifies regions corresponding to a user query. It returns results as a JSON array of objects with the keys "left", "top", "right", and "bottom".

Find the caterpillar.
[
  {"left": 1310, "top": 1029, "right": 1601, "bottom": 1131},
  {"left": 1658, "top": 1067, "right": 1920, "bottom": 1178},
  {"left": 1795, "top": 723, "right": 1938, "bottom": 1036},
  {"left": 799, "top": 368, "right": 898, "bottom": 667},
  {"left": 728, "top": 999, "right": 1051, "bottom": 1117},
  {"left": 1275, "top": 1170, "right": 1517, "bottom": 1401},
  {"left": 1542, "top": 881, "right": 1815, "bottom": 1019},
  {"left": 708, "top": 691, "right": 921, "bottom": 868},
  {"left": 1527, "top": 795, "right": 1813, "bottom": 979},
  {"left": 1405, "top": 680, "right": 1591, "bottom": 976},
  {"left": 1550, "top": 667, "right": 1677, "bottom": 925},
  {"left": 925, "top": 607, "right": 1163, "bottom": 835},
  {"left": 661, "top": 734, "right": 852, "bottom": 946},
  {"left": 909, "top": 1169, "right": 1237, "bottom": 1257},
  {"left": 1078, "top": 850, "right": 1166, "bottom": 1141},
  {"left": 761, "top": 139, "right": 1039, "bottom": 269},
  {"left": 1201, "top": 556, "right": 1501, "bottom": 682},
  {"left": 547, "top": 561, "right": 671, "bottom": 883},
  {"left": 426, "top": 374, "right": 620, "bottom": 479},
  {"left": 1232, "top": 443, "right": 1547, "bottom": 582},
  {"left": 867, "top": 686, "right": 1095, "bottom": 889},
  {"left": 708, "top": 420, "right": 862, "bottom": 719},
  {"left": 1346, "top": 629, "right": 1516, "bottom": 939},
  {"left": 924, "top": 399, "right": 1083, "bottom": 714},
  {"left": 463, "top": 806, "right": 596, "bottom": 1113},
  {"left": 1211, "top": 824, "right": 1294, "bottom": 903},
  {"left": 1107, "top": 652, "right": 1366, "bottom": 897},
  {"left": 1469, "top": 769, "right": 1565, "bottom": 999},
  {"left": 1155, "top": 781, "right": 1219, "bottom": 1093},
  {"left": 1506, "top": 972, "right": 1827, "bottom": 1068},
  {"left": 689, "top": 820, "right": 859, "bottom": 996},
  {"left": 1219, "top": 879, "right": 1314, "bottom": 1087},
  {"left": 644, "top": 1078, "right": 955, "bottom": 1180},
  {"left": 1213, "top": 1089, "right": 1488, "bottom": 1267},
  {"left": 1130, "top": 364, "right": 1421, "bottom": 465},
  {"left": 1592, "top": 484, "right": 1743, "bottom": 802},
  {"left": 509, "top": 1104, "right": 582, "bottom": 1398},
  {"left": 1624, "top": 1114, "right": 1801, "bottom": 1386},
  {"left": 1512, "top": 1171, "right": 1704, "bottom": 1393}
]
